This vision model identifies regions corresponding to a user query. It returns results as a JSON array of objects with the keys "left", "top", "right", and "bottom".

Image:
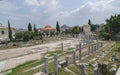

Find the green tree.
[
  {"left": 15, "top": 32, "right": 23, "bottom": 40},
  {"left": 104, "top": 14, "right": 120, "bottom": 35},
  {"left": 44, "top": 30, "right": 49, "bottom": 37},
  {"left": 100, "top": 32, "right": 111, "bottom": 40},
  {"left": 110, "top": 16, "right": 120, "bottom": 34},
  {"left": 56, "top": 21, "right": 60, "bottom": 33},
  {"left": 34, "top": 24, "right": 38, "bottom": 34},
  {"left": 28, "top": 22, "right": 32, "bottom": 31},
  {"left": 91, "top": 24, "right": 99, "bottom": 32},
  {"left": 88, "top": 19, "right": 91, "bottom": 25},
  {"left": 72, "top": 26, "right": 80, "bottom": 37},
  {"left": 23, "top": 31, "right": 33, "bottom": 41},
  {"left": 8, "top": 20, "right": 12, "bottom": 41}
]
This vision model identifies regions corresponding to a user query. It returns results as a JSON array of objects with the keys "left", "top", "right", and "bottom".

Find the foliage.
[
  {"left": 28, "top": 22, "right": 32, "bottom": 31},
  {"left": 8, "top": 20, "right": 12, "bottom": 41},
  {"left": 91, "top": 24, "right": 99, "bottom": 32},
  {"left": 88, "top": 19, "right": 100, "bottom": 32},
  {"left": 56, "top": 21, "right": 60, "bottom": 33},
  {"left": 34, "top": 24, "right": 38, "bottom": 34},
  {"left": 100, "top": 32, "right": 111, "bottom": 40},
  {"left": 65, "top": 29, "right": 72, "bottom": 34},
  {"left": 44, "top": 30, "right": 49, "bottom": 37},
  {"left": 110, "top": 16, "right": 120, "bottom": 34},
  {"left": 15, "top": 31, "right": 38, "bottom": 41},
  {"left": 105, "top": 14, "right": 120, "bottom": 35},
  {"left": 50, "top": 31, "right": 55, "bottom": 37},
  {"left": 15, "top": 32, "right": 23, "bottom": 40},
  {"left": 23, "top": 31, "right": 36, "bottom": 41},
  {"left": 100, "top": 14, "right": 120, "bottom": 40},
  {"left": 71, "top": 26, "right": 80, "bottom": 37},
  {"left": 88, "top": 19, "right": 91, "bottom": 25},
  {"left": 72, "top": 26, "right": 80, "bottom": 34}
]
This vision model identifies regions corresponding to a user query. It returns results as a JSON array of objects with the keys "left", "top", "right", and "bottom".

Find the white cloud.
[
  {"left": 43, "top": 0, "right": 60, "bottom": 13},
  {"left": 25, "top": 0, "right": 60, "bottom": 13},
  {"left": 70, "top": 0, "right": 116, "bottom": 14},
  {"left": 53, "top": 0, "right": 120, "bottom": 26},
  {"left": 24, "top": 0, "right": 40, "bottom": 6},
  {"left": 0, "top": 1, "right": 19, "bottom": 11},
  {"left": 1, "top": 0, "right": 120, "bottom": 28}
]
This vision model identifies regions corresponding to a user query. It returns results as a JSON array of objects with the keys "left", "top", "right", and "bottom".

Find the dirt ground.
[{"left": 0, "top": 37, "right": 80, "bottom": 72}]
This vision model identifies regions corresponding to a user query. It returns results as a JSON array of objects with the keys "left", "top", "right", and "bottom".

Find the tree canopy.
[
  {"left": 105, "top": 14, "right": 120, "bottom": 35},
  {"left": 56, "top": 21, "right": 60, "bottom": 33},
  {"left": 8, "top": 20, "right": 12, "bottom": 41},
  {"left": 100, "top": 14, "right": 120, "bottom": 40},
  {"left": 72, "top": 26, "right": 80, "bottom": 34},
  {"left": 34, "top": 24, "right": 38, "bottom": 34},
  {"left": 88, "top": 19, "right": 91, "bottom": 25},
  {"left": 28, "top": 22, "right": 32, "bottom": 31}
]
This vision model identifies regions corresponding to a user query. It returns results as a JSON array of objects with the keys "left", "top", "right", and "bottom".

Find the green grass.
[
  {"left": 48, "top": 61, "right": 55, "bottom": 74},
  {"left": 57, "top": 69, "right": 73, "bottom": 75},
  {"left": 65, "top": 51, "right": 73, "bottom": 54},
  {"left": 43, "top": 48, "right": 75, "bottom": 57},
  {"left": 7, "top": 60, "right": 55, "bottom": 75},
  {"left": 18, "top": 61, "right": 55, "bottom": 75},
  {"left": 42, "top": 50, "right": 62, "bottom": 57},
  {"left": 68, "top": 65, "right": 81, "bottom": 75},
  {"left": 102, "top": 49, "right": 115, "bottom": 62},
  {"left": 87, "top": 66, "right": 94, "bottom": 75},
  {"left": 67, "top": 48, "right": 75, "bottom": 51},
  {"left": 7, "top": 58, "right": 44, "bottom": 75},
  {"left": 6, "top": 49, "right": 73, "bottom": 75},
  {"left": 116, "top": 42, "right": 120, "bottom": 47}
]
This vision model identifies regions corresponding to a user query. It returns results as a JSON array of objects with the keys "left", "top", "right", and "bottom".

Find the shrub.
[
  {"left": 100, "top": 32, "right": 111, "bottom": 40},
  {"left": 15, "top": 32, "right": 23, "bottom": 40}
]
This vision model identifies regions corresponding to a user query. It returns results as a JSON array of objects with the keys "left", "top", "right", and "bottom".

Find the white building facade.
[{"left": 0, "top": 23, "right": 16, "bottom": 41}]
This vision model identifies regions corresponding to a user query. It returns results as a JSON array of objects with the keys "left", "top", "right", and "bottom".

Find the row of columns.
[{"left": 44, "top": 42, "right": 103, "bottom": 74}]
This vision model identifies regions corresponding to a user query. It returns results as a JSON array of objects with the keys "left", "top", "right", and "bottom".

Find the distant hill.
[{"left": 61, "top": 25, "right": 70, "bottom": 29}]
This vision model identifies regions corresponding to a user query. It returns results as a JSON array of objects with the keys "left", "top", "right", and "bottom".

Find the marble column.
[
  {"left": 44, "top": 56, "right": 48, "bottom": 74},
  {"left": 61, "top": 42, "right": 64, "bottom": 54},
  {"left": 65, "top": 56, "right": 69, "bottom": 67},
  {"left": 72, "top": 50, "right": 76, "bottom": 64},
  {"left": 79, "top": 42, "right": 82, "bottom": 60},
  {"left": 91, "top": 45, "right": 94, "bottom": 53},
  {"left": 54, "top": 54, "right": 58, "bottom": 73},
  {"left": 88, "top": 42, "right": 91, "bottom": 55},
  {"left": 80, "top": 64, "right": 87, "bottom": 75},
  {"left": 94, "top": 67, "right": 98, "bottom": 75}
]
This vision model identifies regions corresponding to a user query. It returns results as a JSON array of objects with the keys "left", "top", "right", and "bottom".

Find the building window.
[{"left": 1, "top": 31, "right": 5, "bottom": 34}]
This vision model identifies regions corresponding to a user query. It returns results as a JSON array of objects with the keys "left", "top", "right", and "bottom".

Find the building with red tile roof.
[
  {"left": 38, "top": 25, "right": 56, "bottom": 32},
  {"left": 42, "top": 25, "right": 55, "bottom": 31}
]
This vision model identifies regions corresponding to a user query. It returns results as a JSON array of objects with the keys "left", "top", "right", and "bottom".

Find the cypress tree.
[
  {"left": 34, "top": 24, "right": 37, "bottom": 33},
  {"left": 8, "top": 20, "right": 12, "bottom": 41},
  {"left": 28, "top": 22, "right": 32, "bottom": 31},
  {"left": 88, "top": 19, "right": 91, "bottom": 25},
  {"left": 56, "top": 21, "right": 60, "bottom": 33}
]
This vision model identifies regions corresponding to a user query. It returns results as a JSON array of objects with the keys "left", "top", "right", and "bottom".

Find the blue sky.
[{"left": 0, "top": 0, "right": 120, "bottom": 28}]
